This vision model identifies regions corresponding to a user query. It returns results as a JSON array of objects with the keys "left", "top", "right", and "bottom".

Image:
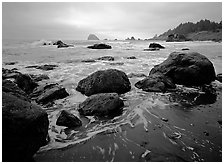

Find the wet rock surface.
[
  {"left": 76, "top": 69, "right": 131, "bottom": 96},
  {"left": 87, "top": 43, "right": 112, "bottom": 49},
  {"left": 2, "top": 92, "right": 49, "bottom": 161},
  {"left": 56, "top": 110, "right": 82, "bottom": 128},
  {"left": 135, "top": 52, "right": 216, "bottom": 92},
  {"left": 149, "top": 43, "right": 165, "bottom": 49},
  {"left": 31, "top": 83, "right": 69, "bottom": 105},
  {"left": 2, "top": 68, "right": 38, "bottom": 94},
  {"left": 135, "top": 73, "right": 176, "bottom": 92},
  {"left": 78, "top": 93, "right": 124, "bottom": 117},
  {"left": 2, "top": 80, "right": 30, "bottom": 101},
  {"left": 149, "top": 52, "right": 216, "bottom": 86},
  {"left": 30, "top": 74, "right": 50, "bottom": 82}
]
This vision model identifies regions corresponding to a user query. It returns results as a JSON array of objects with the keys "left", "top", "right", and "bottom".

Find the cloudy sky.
[{"left": 2, "top": 2, "right": 222, "bottom": 40}]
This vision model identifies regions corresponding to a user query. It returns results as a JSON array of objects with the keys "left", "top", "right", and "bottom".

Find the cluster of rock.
[
  {"left": 3, "top": 48, "right": 221, "bottom": 161},
  {"left": 75, "top": 69, "right": 131, "bottom": 117},
  {"left": 135, "top": 51, "right": 217, "bottom": 92},
  {"left": 53, "top": 40, "right": 73, "bottom": 48},
  {"left": 2, "top": 67, "right": 70, "bottom": 161}
]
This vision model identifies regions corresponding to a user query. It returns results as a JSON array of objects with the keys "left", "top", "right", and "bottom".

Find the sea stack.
[{"left": 87, "top": 34, "right": 99, "bottom": 40}]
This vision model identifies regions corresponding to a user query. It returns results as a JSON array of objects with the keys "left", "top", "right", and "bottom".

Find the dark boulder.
[
  {"left": 149, "top": 52, "right": 216, "bottom": 86},
  {"left": 87, "top": 43, "right": 112, "bottom": 49},
  {"left": 31, "top": 83, "right": 69, "bottom": 105},
  {"left": 53, "top": 40, "right": 72, "bottom": 48},
  {"left": 56, "top": 110, "right": 82, "bottom": 128},
  {"left": 76, "top": 69, "right": 131, "bottom": 96},
  {"left": 97, "top": 56, "right": 114, "bottom": 61},
  {"left": 2, "top": 92, "right": 49, "bottom": 161},
  {"left": 182, "top": 48, "right": 190, "bottom": 51},
  {"left": 2, "top": 68, "right": 38, "bottom": 94},
  {"left": 78, "top": 93, "right": 124, "bottom": 117},
  {"left": 135, "top": 73, "right": 176, "bottom": 92},
  {"left": 216, "top": 73, "right": 222, "bottom": 83},
  {"left": 149, "top": 43, "right": 165, "bottom": 49},
  {"left": 15, "top": 74, "right": 38, "bottom": 94},
  {"left": 87, "top": 34, "right": 99, "bottom": 40},
  {"left": 2, "top": 80, "right": 30, "bottom": 101}
]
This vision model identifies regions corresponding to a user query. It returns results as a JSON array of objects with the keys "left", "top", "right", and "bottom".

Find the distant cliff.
[
  {"left": 153, "top": 19, "right": 222, "bottom": 42},
  {"left": 87, "top": 34, "right": 99, "bottom": 40}
]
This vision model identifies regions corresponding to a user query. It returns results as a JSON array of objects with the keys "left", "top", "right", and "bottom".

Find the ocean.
[{"left": 2, "top": 39, "right": 222, "bottom": 161}]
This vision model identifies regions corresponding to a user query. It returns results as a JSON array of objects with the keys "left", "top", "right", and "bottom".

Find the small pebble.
[{"left": 161, "top": 118, "right": 168, "bottom": 122}]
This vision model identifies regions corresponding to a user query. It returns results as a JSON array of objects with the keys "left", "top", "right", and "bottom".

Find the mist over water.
[{"left": 2, "top": 39, "right": 222, "bottom": 161}]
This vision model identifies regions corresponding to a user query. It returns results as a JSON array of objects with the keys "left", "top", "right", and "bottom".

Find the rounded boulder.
[
  {"left": 76, "top": 69, "right": 131, "bottom": 96},
  {"left": 78, "top": 93, "right": 124, "bottom": 117},
  {"left": 149, "top": 52, "right": 216, "bottom": 86}
]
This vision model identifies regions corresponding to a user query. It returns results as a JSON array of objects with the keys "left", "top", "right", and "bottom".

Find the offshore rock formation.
[{"left": 87, "top": 34, "right": 100, "bottom": 40}]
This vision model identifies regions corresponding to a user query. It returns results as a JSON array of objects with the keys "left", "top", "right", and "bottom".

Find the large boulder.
[
  {"left": 87, "top": 43, "right": 112, "bottom": 49},
  {"left": 135, "top": 73, "right": 176, "bottom": 92},
  {"left": 87, "top": 34, "right": 99, "bottom": 40},
  {"left": 135, "top": 52, "right": 216, "bottom": 92},
  {"left": 56, "top": 110, "right": 82, "bottom": 128},
  {"left": 2, "top": 92, "right": 49, "bottom": 161},
  {"left": 76, "top": 69, "right": 131, "bottom": 96},
  {"left": 149, "top": 43, "right": 165, "bottom": 49},
  {"left": 78, "top": 93, "right": 124, "bottom": 117},
  {"left": 149, "top": 52, "right": 216, "bottom": 86}
]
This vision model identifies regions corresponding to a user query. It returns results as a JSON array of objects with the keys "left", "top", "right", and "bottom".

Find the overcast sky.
[{"left": 2, "top": 2, "right": 222, "bottom": 40}]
